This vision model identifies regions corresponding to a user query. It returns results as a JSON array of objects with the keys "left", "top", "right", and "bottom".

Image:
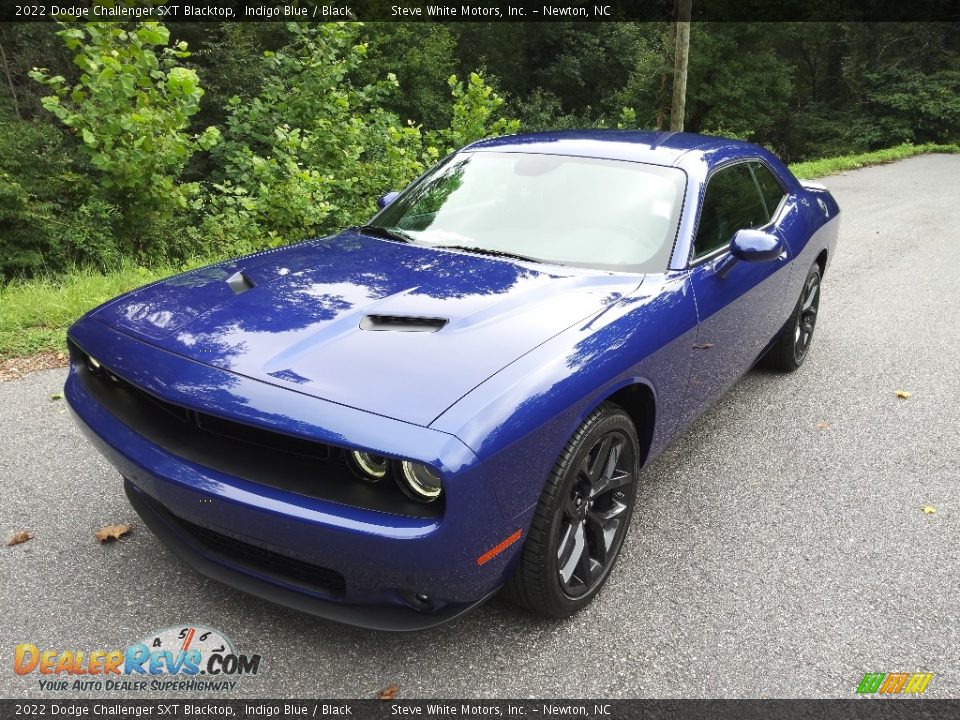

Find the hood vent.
[
  {"left": 360, "top": 315, "right": 448, "bottom": 333},
  {"left": 226, "top": 270, "right": 255, "bottom": 295}
]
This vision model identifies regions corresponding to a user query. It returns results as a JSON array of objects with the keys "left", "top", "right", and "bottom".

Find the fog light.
[
  {"left": 399, "top": 461, "right": 442, "bottom": 502},
  {"left": 349, "top": 451, "right": 389, "bottom": 482}
]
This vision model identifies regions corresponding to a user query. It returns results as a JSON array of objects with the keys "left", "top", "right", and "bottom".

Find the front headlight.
[
  {"left": 398, "top": 461, "right": 443, "bottom": 503},
  {"left": 349, "top": 451, "right": 389, "bottom": 482}
]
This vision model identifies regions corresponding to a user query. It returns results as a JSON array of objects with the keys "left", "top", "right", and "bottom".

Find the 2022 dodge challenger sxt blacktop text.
[{"left": 66, "top": 131, "right": 839, "bottom": 630}]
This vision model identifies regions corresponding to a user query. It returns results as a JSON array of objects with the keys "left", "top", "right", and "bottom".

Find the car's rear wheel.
[
  {"left": 763, "top": 263, "right": 822, "bottom": 372},
  {"left": 502, "top": 402, "right": 639, "bottom": 618}
]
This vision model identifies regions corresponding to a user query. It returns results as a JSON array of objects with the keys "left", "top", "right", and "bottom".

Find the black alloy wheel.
[
  {"left": 555, "top": 429, "right": 635, "bottom": 598},
  {"left": 503, "top": 402, "right": 640, "bottom": 618}
]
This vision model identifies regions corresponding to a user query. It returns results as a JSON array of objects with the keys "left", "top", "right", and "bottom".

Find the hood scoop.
[
  {"left": 359, "top": 315, "right": 448, "bottom": 333},
  {"left": 226, "top": 270, "right": 255, "bottom": 295}
]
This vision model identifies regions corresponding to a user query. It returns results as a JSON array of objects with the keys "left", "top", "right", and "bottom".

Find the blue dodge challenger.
[{"left": 66, "top": 131, "right": 840, "bottom": 630}]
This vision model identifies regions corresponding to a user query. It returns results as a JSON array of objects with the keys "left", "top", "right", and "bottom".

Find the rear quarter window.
[{"left": 751, "top": 161, "right": 787, "bottom": 220}]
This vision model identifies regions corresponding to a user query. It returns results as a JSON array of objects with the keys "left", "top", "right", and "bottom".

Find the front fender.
[{"left": 432, "top": 272, "right": 698, "bottom": 519}]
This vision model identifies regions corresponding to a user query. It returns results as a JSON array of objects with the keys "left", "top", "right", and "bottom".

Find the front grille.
[
  {"left": 170, "top": 510, "right": 347, "bottom": 597},
  {"left": 69, "top": 340, "right": 442, "bottom": 518},
  {"left": 98, "top": 363, "right": 332, "bottom": 463}
]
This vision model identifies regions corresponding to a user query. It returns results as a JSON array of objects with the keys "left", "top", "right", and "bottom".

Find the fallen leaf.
[
  {"left": 894, "top": 389, "right": 912, "bottom": 399},
  {"left": 376, "top": 683, "right": 399, "bottom": 700},
  {"left": 817, "top": 422, "right": 829, "bottom": 430},
  {"left": 6, "top": 531, "right": 32, "bottom": 547},
  {"left": 96, "top": 523, "right": 132, "bottom": 543},
  {"left": 922, "top": 505, "right": 937, "bottom": 515},
  {"left": 49, "top": 393, "right": 63, "bottom": 401},
  {"left": 693, "top": 342, "right": 715, "bottom": 350}
]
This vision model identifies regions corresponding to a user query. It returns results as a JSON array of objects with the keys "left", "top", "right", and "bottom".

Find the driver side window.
[{"left": 694, "top": 164, "right": 769, "bottom": 259}]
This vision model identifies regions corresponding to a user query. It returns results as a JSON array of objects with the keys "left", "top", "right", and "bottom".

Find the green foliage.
[
  {"left": 357, "top": 24, "right": 459, "bottom": 128},
  {"left": 613, "top": 27, "right": 672, "bottom": 129},
  {"left": 513, "top": 89, "right": 594, "bottom": 131},
  {"left": 0, "top": 114, "right": 116, "bottom": 277},
  {"left": 201, "top": 23, "right": 420, "bottom": 252},
  {"left": 683, "top": 24, "right": 794, "bottom": 145},
  {"left": 860, "top": 69, "right": 960, "bottom": 146},
  {"left": 616, "top": 107, "right": 638, "bottom": 129},
  {"left": 430, "top": 72, "right": 521, "bottom": 153},
  {"left": 0, "top": 169, "right": 56, "bottom": 275},
  {"left": 202, "top": 23, "right": 516, "bottom": 255},
  {"left": 7, "top": 20, "right": 519, "bottom": 275},
  {"left": 29, "top": 22, "right": 219, "bottom": 237},
  {"left": 699, "top": 125, "right": 754, "bottom": 142}
]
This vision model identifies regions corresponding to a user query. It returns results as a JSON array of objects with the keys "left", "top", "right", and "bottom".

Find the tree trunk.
[
  {"left": 0, "top": 34, "right": 21, "bottom": 120},
  {"left": 656, "top": 22, "right": 675, "bottom": 130},
  {"left": 670, "top": 0, "right": 691, "bottom": 132}
]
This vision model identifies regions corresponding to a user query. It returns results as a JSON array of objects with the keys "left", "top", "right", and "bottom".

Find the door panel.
[
  {"left": 687, "top": 250, "right": 789, "bottom": 406},
  {"left": 679, "top": 161, "right": 794, "bottom": 427}
]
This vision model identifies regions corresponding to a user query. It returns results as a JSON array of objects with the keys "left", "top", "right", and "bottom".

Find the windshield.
[{"left": 371, "top": 151, "right": 686, "bottom": 273}]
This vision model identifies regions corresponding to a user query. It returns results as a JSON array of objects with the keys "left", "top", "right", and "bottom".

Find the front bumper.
[
  {"left": 122, "top": 478, "right": 495, "bottom": 630},
  {"left": 66, "top": 319, "right": 523, "bottom": 630}
]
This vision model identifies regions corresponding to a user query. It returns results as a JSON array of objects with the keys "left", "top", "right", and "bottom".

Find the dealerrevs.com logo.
[{"left": 14, "top": 625, "right": 261, "bottom": 693}]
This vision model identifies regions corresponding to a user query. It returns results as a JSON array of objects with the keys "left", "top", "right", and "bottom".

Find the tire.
[
  {"left": 502, "top": 402, "right": 640, "bottom": 618},
  {"left": 762, "top": 263, "right": 822, "bottom": 372}
]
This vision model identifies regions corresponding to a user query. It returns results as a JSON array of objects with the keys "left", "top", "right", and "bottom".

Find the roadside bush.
[
  {"left": 860, "top": 68, "right": 960, "bottom": 147},
  {"left": 197, "top": 23, "right": 420, "bottom": 251},
  {"left": 10, "top": 20, "right": 519, "bottom": 274},
  {"left": 200, "top": 23, "right": 517, "bottom": 253},
  {"left": 29, "top": 22, "right": 219, "bottom": 261},
  {"left": 0, "top": 113, "right": 100, "bottom": 279},
  {"left": 428, "top": 72, "right": 520, "bottom": 154}
]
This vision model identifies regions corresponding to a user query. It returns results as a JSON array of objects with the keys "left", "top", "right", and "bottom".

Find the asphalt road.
[{"left": 1, "top": 154, "right": 958, "bottom": 700}]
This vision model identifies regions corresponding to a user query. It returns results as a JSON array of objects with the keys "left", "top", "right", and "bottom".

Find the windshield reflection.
[{"left": 373, "top": 151, "right": 686, "bottom": 273}]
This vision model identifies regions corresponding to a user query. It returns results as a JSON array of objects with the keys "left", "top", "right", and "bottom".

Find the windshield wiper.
[
  {"left": 352, "top": 224, "right": 415, "bottom": 243},
  {"left": 436, "top": 245, "right": 541, "bottom": 264}
]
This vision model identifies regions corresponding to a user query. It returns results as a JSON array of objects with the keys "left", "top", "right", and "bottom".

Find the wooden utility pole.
[{"left": 670, "top": 0, "right": 691, "bottom": 132}]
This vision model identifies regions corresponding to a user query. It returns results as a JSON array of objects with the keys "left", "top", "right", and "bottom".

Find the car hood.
[{"left": 91, "top": 232, "right": 641, "bottom": 426}]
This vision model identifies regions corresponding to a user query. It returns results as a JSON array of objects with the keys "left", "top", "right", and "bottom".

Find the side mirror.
[
  {"left": 377, "top": 191, "right": 400, "bottom": 210},
  {"left": 730, "top": 229, "right": 783, "bottom": 262},
  {"left": 714, "top": 229, "right": 784, "bottom": 278}
]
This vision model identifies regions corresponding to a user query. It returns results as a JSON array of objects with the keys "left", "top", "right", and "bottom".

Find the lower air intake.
[{"left": 168, "top": 510, "right": 347, "bottom": 597}]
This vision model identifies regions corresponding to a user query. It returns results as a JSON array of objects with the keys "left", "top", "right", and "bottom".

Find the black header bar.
[
  {"left": 0, "top": 699, "right": 957, "bottom": 720},
  {"left": 1, "top": 0, "right": 958, "bottom": 23}
]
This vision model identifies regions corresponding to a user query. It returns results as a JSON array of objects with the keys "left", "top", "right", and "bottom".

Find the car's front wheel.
[{"left": 503, "top": 402, "right": 639, "bottom": 618}]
